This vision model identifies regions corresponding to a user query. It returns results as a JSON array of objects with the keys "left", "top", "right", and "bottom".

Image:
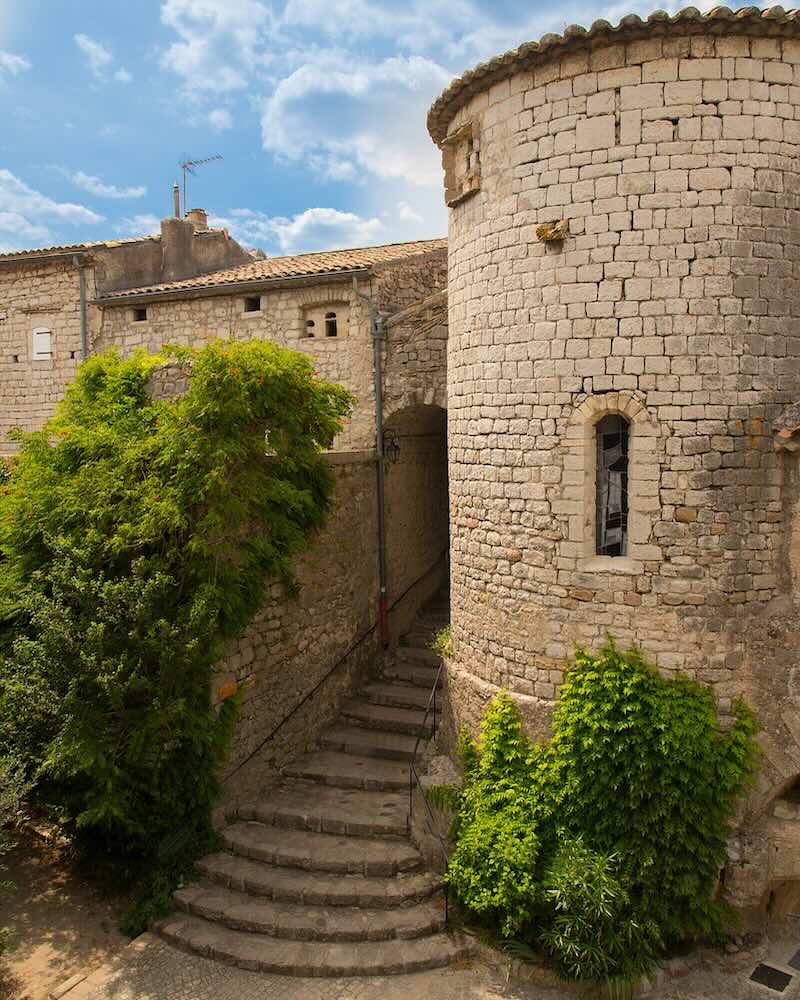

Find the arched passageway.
[{"left": 382, "top": 404, "right": 449, "bottom": 642}]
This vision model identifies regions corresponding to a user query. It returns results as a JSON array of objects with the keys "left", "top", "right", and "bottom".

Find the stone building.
[
  {"left": 0, "top": 215, "right": 450, "bottom": 793},
  {"left": 5, "top": 2, "right": 800, "bottom": 940},
  {"left": 427, "top": 4, "right": 800, "bottom": 929}
]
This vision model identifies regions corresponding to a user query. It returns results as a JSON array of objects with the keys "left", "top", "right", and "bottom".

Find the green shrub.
[
  {"left": 0, "top": 755, "right": 31, "bottom": 955},
  {"left": 540, "top": 837, "right": 660, "bottom": 984},
  {"left": 0, "top": 340, "right": 352, "bottom": 919},
  {"left": 431, "top": 625, "right": 452, "bottom": 658},
  {"left": 549, "top": 642, "right": 759, "bottom": 943},
  {"left": 445, "top": 641, "right": 759, "bottom": 984}
]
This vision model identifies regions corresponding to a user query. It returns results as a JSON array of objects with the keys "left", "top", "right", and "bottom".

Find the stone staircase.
[{"left": 155, "top": 593, "right": 468, "bottom": 977}]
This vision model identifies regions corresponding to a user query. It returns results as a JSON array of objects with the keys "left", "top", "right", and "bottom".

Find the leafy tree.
[{"left": 0, "top": 341, "right": 352, "bottom": 927}]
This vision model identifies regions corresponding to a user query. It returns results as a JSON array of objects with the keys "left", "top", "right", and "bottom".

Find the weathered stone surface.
[
  {"left": 174, "top": 883, "right": 445, "bottom": 941},
  {"left": 432, "top": 19, "right": 800, "bottom": 931}
]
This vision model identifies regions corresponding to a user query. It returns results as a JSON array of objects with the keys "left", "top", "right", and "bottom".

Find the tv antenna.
[{"left": 179, "top": 154, "right": 223, "bottom": 214}]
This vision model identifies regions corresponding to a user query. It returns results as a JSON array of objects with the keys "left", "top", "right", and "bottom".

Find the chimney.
[
  {"left": 186, "top": 208, "right": 209, "bottom": 231},
  {"left": 172, "top": 182, "right": 181, "bottom": 219}
]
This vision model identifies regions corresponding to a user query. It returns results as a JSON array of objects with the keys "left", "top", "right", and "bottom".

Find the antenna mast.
[{"left": 178, "top": 154, "right": 223, "bottom": 214}]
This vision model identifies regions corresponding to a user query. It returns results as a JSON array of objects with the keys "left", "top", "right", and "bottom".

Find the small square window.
[
  {"left": 244, "top": 296, "right": 261, "bottom": 313},
  {"left": 133, "top": 307, "right": 148, "bottom": 323},
  {"left": 32, "top": 327, "right": 52, "bottom": 360}
]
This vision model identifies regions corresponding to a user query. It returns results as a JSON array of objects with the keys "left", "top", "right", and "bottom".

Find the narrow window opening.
[
  {"left": 305, "top": 320, "right": 315, "bottom": 338},
  {"left": 325, "top": 312, "right": 337, "bottom": 338},
  {"left": 133, "top": 307, "right": 148, "bottom": 323},
  {"left": 244, "top": 296, "right": 261, "bottom": 313},
  {"left": 595, "top": 414, "right": 629, "bottom": 556}
]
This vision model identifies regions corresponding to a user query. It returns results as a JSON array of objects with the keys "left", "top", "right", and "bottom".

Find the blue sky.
[{"left": 0, "top": 0, "right": 748, "bottom": 256}]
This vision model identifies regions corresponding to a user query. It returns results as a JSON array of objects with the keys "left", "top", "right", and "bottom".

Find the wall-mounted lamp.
[{"left": 382, "top": 429, "right": 401, "bottom": 464}]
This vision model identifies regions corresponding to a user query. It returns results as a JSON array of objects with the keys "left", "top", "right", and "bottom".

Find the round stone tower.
[{"left": 429, "top": 7, "right": 800, "bottom": 925}]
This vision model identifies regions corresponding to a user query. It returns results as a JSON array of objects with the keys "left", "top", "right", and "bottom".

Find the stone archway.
[{"left": 382, "top": 403, "right": 449, "bottom": 643}]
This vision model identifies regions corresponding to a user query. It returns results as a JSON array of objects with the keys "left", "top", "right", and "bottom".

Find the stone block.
[{"left": 575, "top": 115, "right": 615, "bottom": 152}]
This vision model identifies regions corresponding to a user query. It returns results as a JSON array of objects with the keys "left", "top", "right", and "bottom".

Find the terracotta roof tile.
[
  {"left": 428, "top": 6, "right": 800, "bottom": 144},
  {"left": 99, "top": 238, "right": 447, "bottom": 300},
  {"left": 0, "top": 235, "right": 159, "bottom": 261}
]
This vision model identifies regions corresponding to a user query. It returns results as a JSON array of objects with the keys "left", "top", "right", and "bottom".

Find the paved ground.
[
  {"left": 52, "top": 931, "right": 800, "bottom": 1000},
  {"left": 63, "top": 934, "right": 546, "bottom": 1000}
]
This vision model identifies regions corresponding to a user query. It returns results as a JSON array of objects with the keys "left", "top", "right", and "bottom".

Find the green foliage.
[
  {"left": 0, "top": 340, "right": 352, "bottom": 906},
  {"left": 550, "top": 642, "right": 759, "bottom": 943},
  {"left": 431, "top": 624, "right": 452, "bottom": 658},
  {"left": 0, "top": 755, "right": 31, "bottom": 955},
  {"left": 540, "top": 837, "right": 660, "bottom": 984},
  {"left": 445, "top": 642, "right": 759, "bottom": 985}
]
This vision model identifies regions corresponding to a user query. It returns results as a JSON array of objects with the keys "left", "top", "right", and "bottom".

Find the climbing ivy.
[
  {"left": 445, "top": 642, "right": 759, "bottom": 985},
  {"left": 0, "top": 340, "right": 353, "bottom": 923}
]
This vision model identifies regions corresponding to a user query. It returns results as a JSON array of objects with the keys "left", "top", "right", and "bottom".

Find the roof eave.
[{"left": 94, "top": 266, "right": 374, "bottom": 307}]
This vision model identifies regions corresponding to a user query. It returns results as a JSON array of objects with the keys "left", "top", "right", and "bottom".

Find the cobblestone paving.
[
  {"left": 62, "top": 933, "right": 800, "bottom": 1000},
  {"left": 67, "top": 934, "right": 541, "bottom": 1000}
]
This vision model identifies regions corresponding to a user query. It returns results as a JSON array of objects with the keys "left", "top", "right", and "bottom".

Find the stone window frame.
[
  {"left": 300, "top": 299, "right": 350, "bottom": 341},
  {"left": 563, "top": 391, "right": 660, "bottom": 575}
]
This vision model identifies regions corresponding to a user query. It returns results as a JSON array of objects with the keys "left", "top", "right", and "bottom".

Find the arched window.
[
  {"left": 595, "top": 414, "right": 629, "bottom": 556},
  {"left": 325, "top": 312, "right": 337, "bottom": 337},
  {"left": 305, "top": 320, "right": 315, "bottom": 338}
]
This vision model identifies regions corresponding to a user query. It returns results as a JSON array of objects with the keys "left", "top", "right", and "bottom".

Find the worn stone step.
[
  {"left": 174, "top": 881, "right": 445, "bottom": 942},
  {"left": 156, "top": 912, "right": 468, "bottom": 977},
  {"left": 235, "top": 784, "right": 408, "bottom": 838},
  {"left": 341, "top": 700, "right": 432, "bottom": 738},
  {"left": 381, "top": 661, "right": 442, "bottom": 690},
  {"left": 282, "top": 750, "right": 410, "bottom": 791},
  {"left": 395, "top": 646, "right": 441, "bottom": 667},
  {"left": 197, "top": 853, "right": 443, "bottom": 908},
  {"left": 222, "top": 821, "right": 421, "bottom": 876},
  {"left": 320, "top": 725, "right": 419, "bottom": 762},
  {"left": 362, "top": 681, "right": 432, "bottom": 711}
]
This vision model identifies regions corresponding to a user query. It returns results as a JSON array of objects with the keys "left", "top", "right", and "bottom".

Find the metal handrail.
[{"left": 407, "top": 658, "right": 451, "bottom": 922}]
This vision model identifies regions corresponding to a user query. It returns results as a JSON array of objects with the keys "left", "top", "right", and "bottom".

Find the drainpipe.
[
  {"left": 72, "top": 254, "right": 87, "bottom": 361},
  {"left": 353, "top": 276, "right": 390, "bottom": 648}
]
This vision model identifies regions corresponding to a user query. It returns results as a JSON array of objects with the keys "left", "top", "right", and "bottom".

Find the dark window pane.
[{"left": 596, "top": 414, "right": 629, "bottom": 556}]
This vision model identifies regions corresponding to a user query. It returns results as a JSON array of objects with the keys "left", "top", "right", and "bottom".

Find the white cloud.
[
  {"left": 74, "top": 33, "right": 131, "bottom": 83},
  {"left": 160, "top": 0, "right": 272, "bottom": 95},
  {"left": 74, "top": 33, "right": 113, "bottom": 77},
  {"left": 0, "top": 212, "right": 50, "bottom": 242},
  {"left": 114, "top": 214, "right": 161, "bottom": 236},
  {"left": 397, "top": 201, "right": 424, "bottom": 224},
  {"left": 0, "top": 50, "right": 30, "bottom": 77},
  {"left": 208, "top": 108, "right": 233, "bottom": 131},
  {"left": 64, "top": 170, "right": 147, "bottom": 200},
  {"left": 210, "top": 206, "right": 384, "bottom": 255},
  {"left": 0, "top": 169, "right": 104, "bottom": 250},
  {"left": 261, "top": 54, "right": 449, "bottom": 187}
]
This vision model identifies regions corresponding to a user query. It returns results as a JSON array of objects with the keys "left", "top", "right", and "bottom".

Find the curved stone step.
[
  {"left": 156, "top": 912, "right": 468, "bottom": 976},
  {"left": 282, "top": 750, "right": 410, "bottom": 791},
  {"left": 396, "top": 646, "right": 441, "bottom": 666},
  {"left": 320, "top": 725, "right": 419, "bottom": 762},
  {"left": 196, "top": 853, "right": 443, "bottom": 908},
  {"left": 362, "top": 682, "right": 432, "bottom": 711},
  {"left": 174, "top": 881, "right": 446, "bottom": 941},
  {"left": 235, "top": 784, "right": 408, "bottom": 838},
  {"left": 341, "top": 700, "right": 431, "bottom": 737},
  {"left": 381, "top": 662, "right": 442, "bottom": 690},
  {"left": 222, "top": 821, "right": 421, "bottom": 875}
]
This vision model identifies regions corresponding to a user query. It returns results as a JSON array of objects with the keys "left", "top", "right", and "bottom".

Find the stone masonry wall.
[
  {"left": 439, "top": 22, "right": 800, "bottom": 923},
  {"left": 0, "top": 258, "right": 99, "bottom": 454},
  {"left": 216, "top": 452, "right": 379, "bottom": 803},
  {"left": 97, "top": 280, "right": 375, "bottom": 452}
]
